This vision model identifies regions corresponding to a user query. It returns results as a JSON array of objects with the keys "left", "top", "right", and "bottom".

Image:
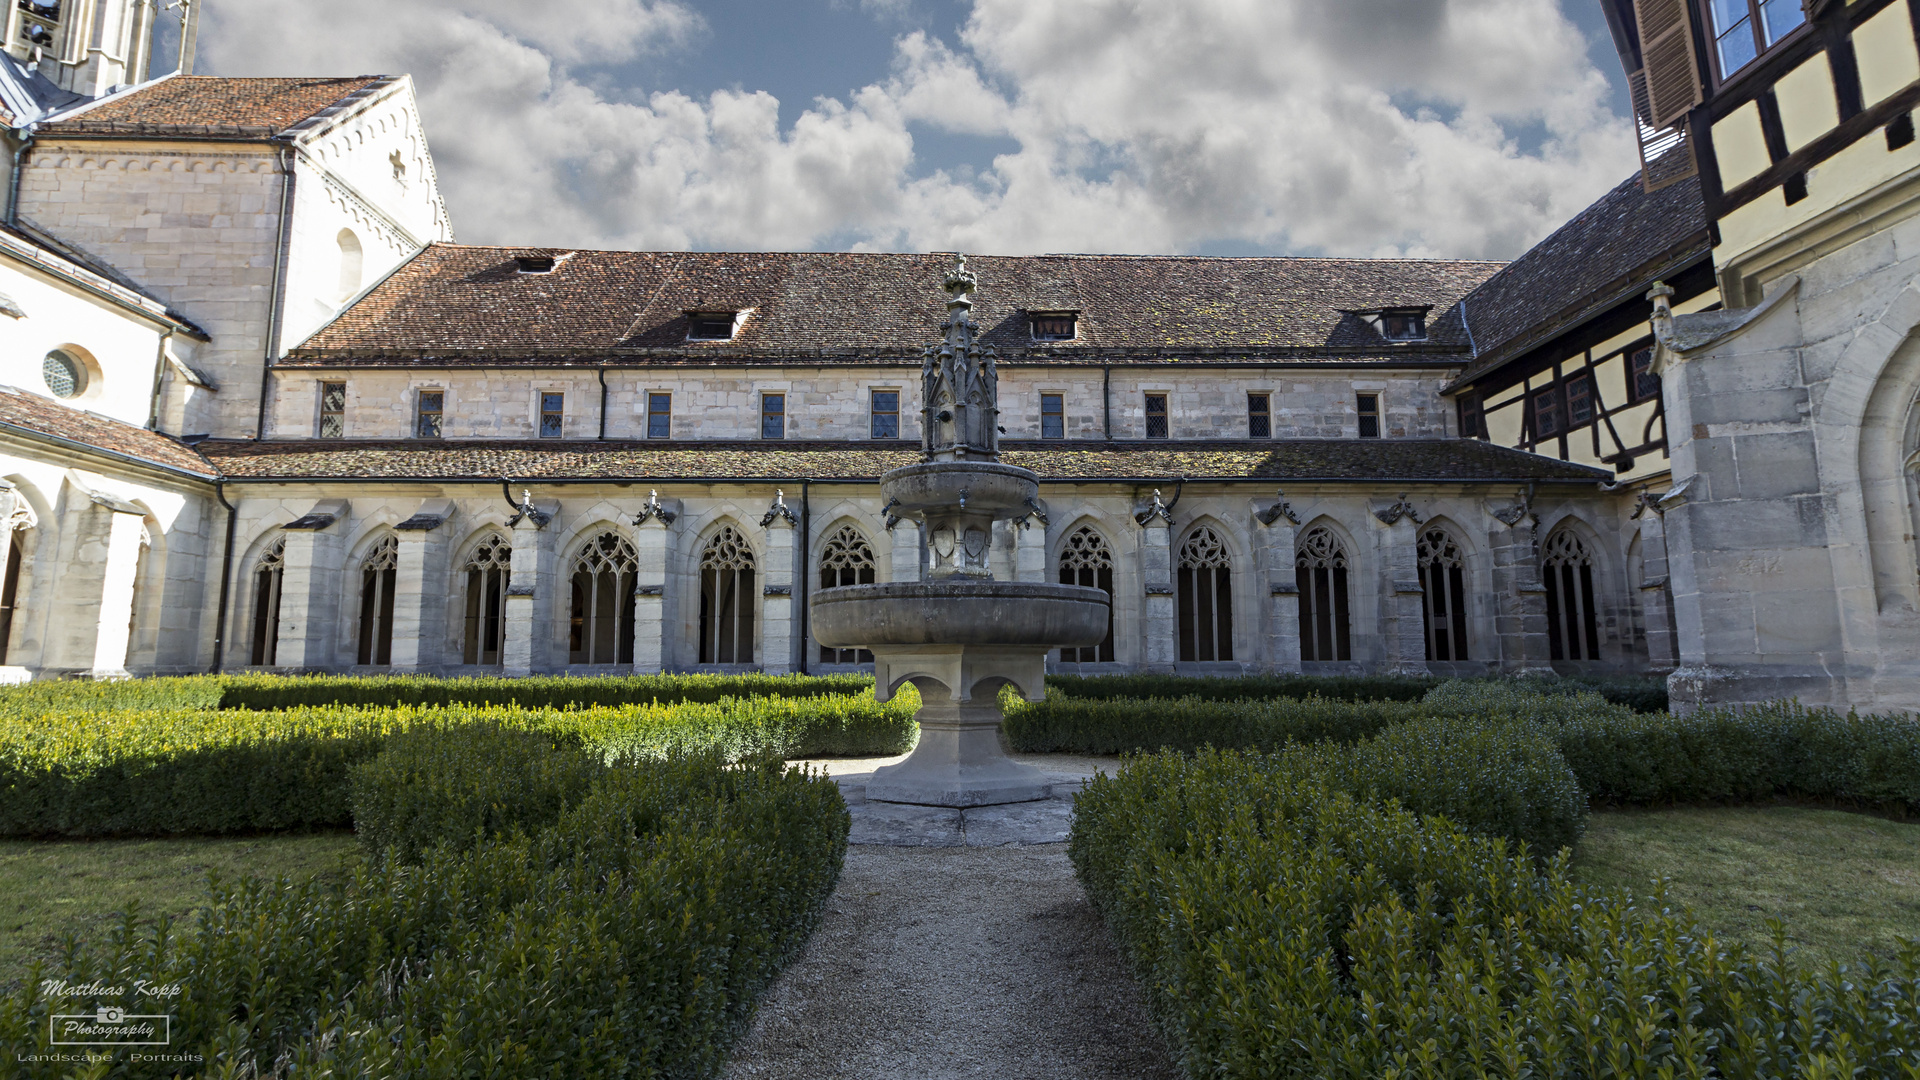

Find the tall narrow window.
[
  {"left": 539, "top": 392, "right": 564, "bottom": 438},
  {"left": 1542, "top": 528, "right": 1601, "bottom": 661},
  {"left": 699, "top": 526, "right": 756, "bottom": 664},
  {"left": 1041, "top": 393, "right": 1065, "bottom": 439},
  {"left": 1532, "top": 387, "right": 1562, "bottom": 439},
  {"left": 416, "top": 390, "right": 444, "bottom": 438},
  {"left": 357, "top": 534, "right": 398, "bottom": 666},
  {"left": 818, "top": 526, "right": 876, "bottom": 664},
  {"left": 569, "top": 532, "right": 637, "bottom": 665},
  {"left": 648, "top": 392, "right": 672, "bottom": 438},
  {"left": 461, "top": 534, "right": 512, "bottom": 666},
  {"left": 761, "top": 393, "right": 785, "bottom": 439},
  {"left": 249, "top": 538, "right": 285, "bottom": 666},
  {"left": 1630, "top": 347, "right": 1661, "bottom": 403},
  {"left": 1058, "top": 526, "right": 1115, "bottom": 663},
  {"left": 1145, "top": 393, "right": 1169, "bottom": 439},
  {"left": 0, "top": 535, "right": 20, "bottom": 663},
  {"left": 1566, "top": 375, "right": 1595, "bottom": 425},
  {"left": 1296, "top": 526, "right": 1352, "bottom": 662},
  {"left": 1248, "top": 393, "right": 1271, "bottom": 439},
  {"left": 870, "top": 391, "right": 900, "bottom": 440},
  {"left": 1177, "top": 526, "right": 1233, "bottom": 662},
  {"left": 318, "top": 381, "right": 345, "bottom": 438},
  {"left": 336, "top": 229, "right": 363, "bottom": 299},
  {"left": 1418, "top": 528, "right": 1471, "bottom": 662},
  {"left": 1458, "top": 393, "right": 1485, "bottom": 439},
  {"left": 1356, "top": 394, "right": 1380, "bottom": 438}
]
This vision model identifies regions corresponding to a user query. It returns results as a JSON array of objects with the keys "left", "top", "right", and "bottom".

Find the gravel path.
[{"left": 723, "top": 843, "right": 1180, "bottom": 1080}]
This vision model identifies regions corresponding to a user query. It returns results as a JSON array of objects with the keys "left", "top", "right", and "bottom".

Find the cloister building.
[{"left": 0, "top": 0, "right": 1916, "bottom": 712}]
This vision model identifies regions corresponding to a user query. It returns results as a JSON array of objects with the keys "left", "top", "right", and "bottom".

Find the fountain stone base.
[{"left": 813, "top": 582, "right": 1109, "bottom": 807}]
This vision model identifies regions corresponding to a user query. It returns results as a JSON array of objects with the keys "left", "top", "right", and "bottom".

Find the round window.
[{"left": 42, "top": 350, "right": 85, "bottom": 399}]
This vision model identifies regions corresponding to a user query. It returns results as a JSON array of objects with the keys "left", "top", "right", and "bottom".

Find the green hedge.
[
  {"left": 1044, "top": 671, "right": 1670, "bottom": 711},
  {"left": 1004, "top": 691, "right": 1422, "bottom": 755},
  {"left": 4, "top": 738, "right": 849, "bottom": 1078},
  {"left": 1072, "top": 742, "right": 1920, "bottom": 1080},
  {"left": 214, "top": 671, "right": 876, "bottom": 711},
  {"left": 0, "top": 691, "right": 915, "bottom": 837}
]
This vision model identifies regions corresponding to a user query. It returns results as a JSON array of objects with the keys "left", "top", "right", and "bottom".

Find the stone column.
[
  {"left": 85, "top": 495, "right": 149, "bottom": 679},
  {"left": 1487, "top": 496, "right": 1554, "bottom": 676},
  {"left": 503, "top": 498, "right": 556, "bottom": 675},
  {"left": 888, "top": 520, "right": 922, "bottom": 583},
  {"left": 274, "top": 499, "right": 349, "bottom": 671},
  {"left": 1635, "top": 501, "right": 1680, "bottom": 674},
  {"left": 1374, "top": 498, "right": 1429, "bottom": 676},
  {"left": 1138, "top": 496, "right": 1176, "bottom": 672},
  {"left": 388, "top": 500, "right": 454, "bottom": 673},
  {"left": 632, "top": 492, "right": 678, "bottom": 674},
  {"left": 1253, "top": 493, "right": 1302, "bottom": 673},
  {"left": 1014, "top": 507, "right": 1048, "bottom": 583},
  {"left": 760, "top": 491, "right": 798, "bottom": 673}
]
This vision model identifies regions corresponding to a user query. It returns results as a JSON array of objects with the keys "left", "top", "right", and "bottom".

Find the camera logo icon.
[{"left": 96, "top": 1007, "right": 125, "bottom": 1024}]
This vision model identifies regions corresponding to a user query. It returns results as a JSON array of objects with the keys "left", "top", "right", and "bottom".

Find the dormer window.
[
  {"left": 514, "top": 255, "right": 556, "bottom": 274},
  {"left": 1379, "top": 310, "right": 1427, "bottom": 341},
  {"left": 1029, "top": 311, "right": 1078, "bottom": 342},
  {"left": 687, "top": 312, "right": 739, "bottom": 341}
]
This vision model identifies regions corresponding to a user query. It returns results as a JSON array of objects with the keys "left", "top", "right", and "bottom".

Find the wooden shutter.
[{"left": 1635, "top": 0, "right": 1703, "bottom": 129}]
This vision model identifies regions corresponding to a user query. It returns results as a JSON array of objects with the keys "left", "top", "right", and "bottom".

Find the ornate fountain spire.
[{"left": 922, "top": 254, "right": 999, "bottom": 462}]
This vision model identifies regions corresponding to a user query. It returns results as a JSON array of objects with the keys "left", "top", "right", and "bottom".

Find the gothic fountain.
[{"left": 810, "top": 257, "right": 1110, "bottom": 807}]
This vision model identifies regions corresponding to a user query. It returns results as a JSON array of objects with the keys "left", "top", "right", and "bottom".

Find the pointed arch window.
[
  {"left": 462, "top": 534, "right": 512, "bottom": 665},
  {"left": 0, "top": 511, "right": 31, "bottom": 665},
  {"left": 700, "top": 526, "right": 757, "bottom": 664},
  {"left": 357, "top": 534, "right": 399, "bottom": 666},
  {"left": 818, "top": 525, "right": 876, "bottom": 664},
  {"left": 249, "top": 538, "right": 286, "bottom": 666},
  {"left": 1059, "top": 525, "right": 1115, "bottom": 663},
  {"left": 1418, "top": 528, "right": 1470, "bottom": 662},
  {"left": 1543, "top": 528, "right": 1600, "bottom": 661},
  {"left": 1296, "top": 526, "right": 1352, "bottom": 662},
  {"left": 570, "top": 532, "right": 637, "bottom": 665},
  {"left": 1177, "top": 526, "right": 1233, "bottom": 662}
]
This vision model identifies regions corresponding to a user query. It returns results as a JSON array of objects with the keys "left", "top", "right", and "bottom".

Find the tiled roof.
[
  {"left": 38, "top": 76, "right": 390, "bottom": 138},
  {"left": 198, "top": 438, "right": 1606, "bottom": 483},
  {"left": 1454, "top": 173, "right": 1708, "bottom": 385},
  {"left": 0, "top": 385, "right": 217, "bottom": 477},
  {"left": 287, "top": 247, "right": 1503, "bottom": 363}
]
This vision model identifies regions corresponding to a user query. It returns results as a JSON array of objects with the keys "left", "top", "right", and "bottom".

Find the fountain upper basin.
[
  {"left": 880, "top": 462, "right": 1038, "bottom": 518},
  {"left": 812, "top": 581, "right": 1110, "bottom": 649}
]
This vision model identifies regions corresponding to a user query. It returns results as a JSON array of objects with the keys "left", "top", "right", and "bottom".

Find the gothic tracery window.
[
  {"left": 249, "top": 538, "right": 285, "bottom": 666},
  {"left": 462, "top": 533, "right": 512, "bottom": 665},
  {"left": 700, "top": 526, "right": 756, "bottom": 665},
  {"left": 818, "top": 525, "right": 875, "bottom": 664},
  {"left": 1296, "top": 526, "right": 1352, "bottom": 662},
  {"left": 1058, "top": 525, "right": 1115, "bottom": 663},
  {"left": 570, "top": 531, "right": 637, "bottom": 665},
  {"left": 1542, "top": 528, "right": 1600, "bottom": 661},
  {"left": 1177, "top": 526, "right": 1233, "bottom": 662},
  {"left": 357, "top": 534, "right": 399, "bottom": 666},
  {"left": 1418, "top": 528, "right": 1470, "bottom": 662}
]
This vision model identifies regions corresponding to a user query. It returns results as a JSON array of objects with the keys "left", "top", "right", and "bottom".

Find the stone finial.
[
  {"left": 922, "top": 254, "right": 999, "bottom": 463},
  {"left": 1255, "top": 488, "right": 1300, "bottom": 527},
  {"left": 1135, "top": 489, "right": 1174, "bottom": 527},
  {"left": 634, "top": 489, "right": 678, "bottom": 526},
  {"left": 1373, "top": 494, "right": 1423, "bottom": 526},
  {"left": 761, "top": 489, "right": 799, "bottom": 528}
]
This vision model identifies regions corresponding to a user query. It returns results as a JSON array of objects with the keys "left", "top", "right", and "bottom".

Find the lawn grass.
[
  {"left": 1573, "top": 805, "right": 1920, "bottom": 965},
  {"left": 0, "top": 831, "right": 361, "bottom": 986}
]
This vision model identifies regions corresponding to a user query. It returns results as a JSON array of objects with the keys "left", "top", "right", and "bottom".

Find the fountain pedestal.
[{"left": 870, "top": 649, "right": 1049, "bottom": 806}]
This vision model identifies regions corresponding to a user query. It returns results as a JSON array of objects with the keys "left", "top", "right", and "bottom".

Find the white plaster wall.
[{"left": 0, "top": 258, "right": 172, "bottom": 426}]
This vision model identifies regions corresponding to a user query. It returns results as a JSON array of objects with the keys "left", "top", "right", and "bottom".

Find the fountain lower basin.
[{"left": 813, "top": 581, "right": 1110, "bottom": 807}]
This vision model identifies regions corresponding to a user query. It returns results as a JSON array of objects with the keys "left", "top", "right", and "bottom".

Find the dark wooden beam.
[{"left": 1719, "top": 81, "right": 1920, "bottom": 213}]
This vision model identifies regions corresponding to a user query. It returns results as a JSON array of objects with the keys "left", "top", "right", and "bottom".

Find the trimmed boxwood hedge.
[
  {"left": 1045, "top": 671, "right": 1669, "bottom": 711},
  {"left": 0, "top": 692, "right": 915, "bottom": 837},
  {"left": 1071, "top": 741, "right": 1920, "bottom": 1080},
  {"left": 4, "top": 735, "right": 849, "bottom": 1079}
]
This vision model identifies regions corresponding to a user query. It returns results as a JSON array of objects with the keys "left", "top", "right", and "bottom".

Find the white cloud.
[{"left": 199, "top": 0, "right": 1639, "bottom": 259}]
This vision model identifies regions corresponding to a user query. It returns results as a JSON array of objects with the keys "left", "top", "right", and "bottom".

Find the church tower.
[{"left": 3, "top": 0, "right": 194, "bottom": 98}]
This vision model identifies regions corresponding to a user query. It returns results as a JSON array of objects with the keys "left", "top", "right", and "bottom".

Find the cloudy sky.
[{"left": 194, "top": 0, "right": 1639, "bottom": 260}]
